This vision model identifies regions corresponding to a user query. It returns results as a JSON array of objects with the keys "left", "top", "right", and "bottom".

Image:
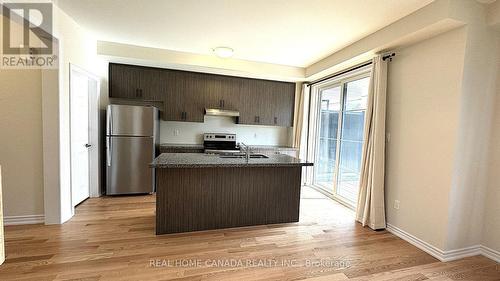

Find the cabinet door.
[
  {"left": 182, "top": 72, "right": 205, "bottom": 123},
  {"left": 161, "top": 71, "right": 204, "bottom": 123},
  {"left": 242, "top": 79, "right": 276, "bottom": 126},
  {"left": 109, "top": 64, "right": 142, "bottom": 99},
  {"left": 238, "top": 79, "right": 295, "bottom": 127},
  {"left": 161, "top": 70, "right": 184, "bottom": 121},
  {"left": 238, "top": 78, "right": 261, "bottom": 125},
  {"left": 220, "top": 76, "right": 241, "bottom": 110},
  {"left": 202, "top": 75, "right": 241, "bottom": 110},
  {"left": 239, "top": 79, "right": 279, "bottom": 126},
  {"left": 259, "top": 80, "right": 277, "bottom": 126},
  {"left": 139, "top": 68, "right": 162, "bottom": 101},
  {"left": 202, "top": 74, "right": 224, "bottom": 109},
  {"left": 272, "top": 82, "right": 295, "bottom": 127}
]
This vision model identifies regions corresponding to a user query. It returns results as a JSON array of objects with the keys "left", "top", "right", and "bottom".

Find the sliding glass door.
[
  {"left": 314, "top": 85, "right": 341, "bottom": 187},
  {"left": 310, "top": 73, "right": 370, "bottom": 208},
  {"left": 336, "top": 77, "right": 369, "bottom": 203}
]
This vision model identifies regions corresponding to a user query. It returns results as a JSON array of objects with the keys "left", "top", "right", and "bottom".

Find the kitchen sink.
[{"left": 219, "top": 154, "right": 269, "bottom": 159}]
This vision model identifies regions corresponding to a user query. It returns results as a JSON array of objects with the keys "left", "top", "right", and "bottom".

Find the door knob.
[{"left": 85, "top": 144, "right": 92, "bottom": 148}]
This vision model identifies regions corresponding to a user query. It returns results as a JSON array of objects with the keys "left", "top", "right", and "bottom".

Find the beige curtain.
[
  {"left": 293, "top": 83, "right": 308, "bottom": 148},
  {"left": 0, "top": 166, "right": 4, "bottom": 265},
  {"left": 356, "top": 55, "right": 388, "bottom": 230}
]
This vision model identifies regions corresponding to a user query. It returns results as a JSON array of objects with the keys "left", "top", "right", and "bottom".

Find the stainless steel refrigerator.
[{"left": 106, "top": 104, "right": 159, "bottom": 195}]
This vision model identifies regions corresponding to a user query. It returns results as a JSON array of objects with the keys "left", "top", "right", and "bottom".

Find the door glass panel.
[
  {"left": 344, "top": 78, "right": 369, "bottom": 111},
  {"left": 337, "top": 77, "right": 369, "bottom": 203},
  {"left": 314, "top": 85, "right": 341, "bottom": 190}
]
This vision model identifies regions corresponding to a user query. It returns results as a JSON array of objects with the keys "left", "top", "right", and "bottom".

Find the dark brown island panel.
[{"left": 151, "top": 153, "right": 313, "bottom": 235}]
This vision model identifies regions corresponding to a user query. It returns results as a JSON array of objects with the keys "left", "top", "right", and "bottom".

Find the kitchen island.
[{"left": 151, "top": 153, "right": 313, "bottom": 235}]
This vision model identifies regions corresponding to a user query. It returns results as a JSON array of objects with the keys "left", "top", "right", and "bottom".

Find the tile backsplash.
[{"left": 159, "top": 115, "right": 292, "bottom": 146}]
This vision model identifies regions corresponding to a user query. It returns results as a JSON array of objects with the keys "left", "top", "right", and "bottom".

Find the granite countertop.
[
  {"left": 250, "top": 145, "right": 298, "bottom": 151},
  {"left": 159, "top": 143, "right": 204, "bottom": 149},
  {"left": 159, "top": 143, "right": 298, "bottom": 150},
  {"left": 151, "top": 153, "right": 313, "bottom": 168}
]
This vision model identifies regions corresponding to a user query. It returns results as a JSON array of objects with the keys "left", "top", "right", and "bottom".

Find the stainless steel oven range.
[{"left": 203, "top": 133, "right": 240, "bottom": 155}]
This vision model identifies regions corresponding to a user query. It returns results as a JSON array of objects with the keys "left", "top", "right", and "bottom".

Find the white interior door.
[{"left": 70, "top": 68, "right": 91, "bottom": 207}]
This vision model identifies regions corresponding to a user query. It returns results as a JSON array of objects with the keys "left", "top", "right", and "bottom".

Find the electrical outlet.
[
  {"left": 386, "top": 133, "right": 391, "bottom": 143},
  {"left": 173, "top": 129, "right": 180, "bottom": 136},
  {"left": 394, "top": 200, "right": 400, "bottom": 210}
]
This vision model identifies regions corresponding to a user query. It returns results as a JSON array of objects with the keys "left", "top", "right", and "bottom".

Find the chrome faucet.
[{"left": 239, "top": 142, "right": 251, "bottom": 161}]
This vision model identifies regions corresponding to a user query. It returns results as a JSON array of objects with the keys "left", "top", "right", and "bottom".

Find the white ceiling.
[{"left": 55, "top": 0, "right": 434, "bottom": 67}]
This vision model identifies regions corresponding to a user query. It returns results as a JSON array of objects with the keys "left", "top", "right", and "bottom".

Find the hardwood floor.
[{"left": 1, "top": 187, "right": 498, "bottom": 281}]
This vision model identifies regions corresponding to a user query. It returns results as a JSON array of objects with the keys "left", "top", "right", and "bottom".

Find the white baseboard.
[
  {"left": 481, "top": 245, "right": 500, "bottom": 263},
  {"left": 4, "top": 214, "right": 45, "bottom": 226},
  {"left": 386, "top": 223, "right": 497, "bottom": 262},
  {"left": 386, "top": 223, "right": 451, "bottom": 261},
  {"left": 440, "top": 245, "right": 482, "bottom": 262}
]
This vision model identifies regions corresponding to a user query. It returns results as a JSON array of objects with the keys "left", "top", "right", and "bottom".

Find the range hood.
[{"left": 205, "top": 108, "right": 240, "bottom": 117}]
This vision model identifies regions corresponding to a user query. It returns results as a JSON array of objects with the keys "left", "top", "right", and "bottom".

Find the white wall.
[
  {"left": 0, "top": 68, "right": 45, "bottom": 217},
  {"left": 487, "top": 0, "right": 500, "bottom": 28},
  {"left": 446, "top": 22, "right": 499, "bottom": 251},
  {"left": 0, "top": 4, "right": 107, "bottom": 222},
  {"left": 386, "top": 22, "right": 500, "bottom": 255},
  {"left": 160, "top": 116, "right": 292, "bottom": 146},
  {"left": 482, "top": 35, "right": 500, "bottom": 252},
  {"left": 41, "top": 65, "right": 60, "bottom": 223},
  {"left": 385, "top": 27, "right": 466, "bottom": 250},
  {"left": 0, "top": 13, "right": 45, "bottom": 218},
  {"left": 43, "top": 5, "right": 106, "bottom": 223}
]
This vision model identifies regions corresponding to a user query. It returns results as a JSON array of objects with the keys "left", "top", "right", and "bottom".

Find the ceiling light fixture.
[{"left": 212, "top": 47, "right": 234, "bottom": 58}]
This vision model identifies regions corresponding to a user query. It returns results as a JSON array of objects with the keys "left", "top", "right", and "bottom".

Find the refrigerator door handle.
[
  {"left": 106, "top": 106, "right": 111, "bottom": 135},
  {"left": 108, "top": 106, "right": 113, "bottom": 135},
  {"left": 106, "top": 106, "right": 110, "bottom": 135},
  {"left": 106, "top": 137, "right": 112, "bottom": 167}
]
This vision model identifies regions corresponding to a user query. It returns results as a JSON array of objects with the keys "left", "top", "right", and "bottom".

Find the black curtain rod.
[
  {"left": 383, "top": 53, "right": 396, "bottom": 61},
  {"left": 306, "top": 53, "right": 396, "bottom": 87},
  {"left": 306, "top": 61, "right": 371, "bottom": 86}
]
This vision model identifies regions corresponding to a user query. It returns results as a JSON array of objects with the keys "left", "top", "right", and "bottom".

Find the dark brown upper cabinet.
[
  {"left": 272, "top": 82, "right": 295, "bottom": 127},
  {"left": 160, "top": 69, "right": 183, "bottom": 121},
  {"left": 140, "top": 68, "right": 163, "bottom": 101},
  {"left": 219, "top": 76, "right": 241, "bottom": 111},
  {"left": 109, "top": 64, "right": 140, "bottom": 99},
  {"left": 181, "top": 72, "right": 207, "bottom": 123},
  {"left": 238, "top": 78, "right": 262, "bottom": 125},
  {"left": 109, "top": 64, "right": 162, "bottom": 101},
  {"left": 259, "top": 80, "right": 279, "bottom": 126},
  {"left": 200, "top": 74, "right": 223, "bottom": 109},
  {"left": 162, "top": 70, "right": 204, "bottom": 123},
  {"left": 108, "top": 63, "right": 295, "bottom": 126},
  {"left": 237, "top": 79, "right": 295, "bottom": 127},
  {"left": 199, "top": 75, "right": 241, "bottom": 111}
]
